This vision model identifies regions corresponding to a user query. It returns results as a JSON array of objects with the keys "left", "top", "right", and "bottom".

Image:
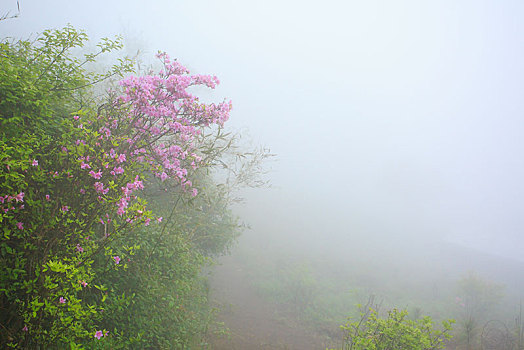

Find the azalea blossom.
[
  {"left": 113, "top": 256, "right": 121, "bottom": 264},
  {"left": 94, "top": 330, "right": 103, "bottom": 339},
  {"left": 16, "top": 222, "right": 23, "bottom": 230},
  {"left": 89, "top": 170, "right": 102, "bottom": 179},
  {"left": 80, "top": 161, "right": 91, "bottom": 169},
  {"left": 113, "top": 166, "right": 124, "bottom": 175},
  {"left": 15, "top": 192, "right": 24, "bottom": 202},
  {"left": 59, "top": 297, "right": 66, "bottom": 304},
  {"left": 32, "top": 159, "right": 38, "bottom": 166},
  {"left": 94, "top": 182, "right": 109, "bottom": 195}
]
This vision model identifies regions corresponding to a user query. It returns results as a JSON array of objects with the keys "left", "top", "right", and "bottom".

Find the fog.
[
  {"left": 3, "top": 0, "right": 524, "bottom": 347},
  {"left": 4, "top": 0, "right": 524, "bottom": 258}
]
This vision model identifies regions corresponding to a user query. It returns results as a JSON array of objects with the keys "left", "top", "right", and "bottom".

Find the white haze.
[{"left": 2, "top": 0, "right": 524, "bottom": 262}]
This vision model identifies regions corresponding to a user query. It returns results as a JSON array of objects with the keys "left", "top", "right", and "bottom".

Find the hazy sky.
[{"left": 2, "top": 0, "right": 524, "bottom": 260}]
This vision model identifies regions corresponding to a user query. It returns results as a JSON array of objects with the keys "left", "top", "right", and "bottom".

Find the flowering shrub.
[{"left": 0, "top": 26, "right": 243, "bottom": 348}]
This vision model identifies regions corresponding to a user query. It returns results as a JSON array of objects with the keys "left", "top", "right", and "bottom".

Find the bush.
[
  {"left": 0, "top": 25, "right": 257, "bottom": 349},
  {"left": 334, "top": 307, "right": 454, "bottom": 350}
]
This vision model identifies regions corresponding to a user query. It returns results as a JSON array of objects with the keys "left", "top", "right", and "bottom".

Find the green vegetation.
[
  {"left": 334, "top": 307, "right": 454, "bottom": 350},
  {"left": 0, "top": 25, "right": 264, "bottom": 348}
]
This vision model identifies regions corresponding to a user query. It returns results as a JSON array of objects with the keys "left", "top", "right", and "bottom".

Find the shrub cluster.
[
  {"left": 335, "top": 307, "right": 454, "bottom": 350},
  {"left": 0, "top": 25, "right": 247, "bottom": 348}
]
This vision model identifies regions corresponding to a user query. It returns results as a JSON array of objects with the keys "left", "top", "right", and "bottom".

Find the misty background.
[{"left": 2, "top": 1, "right": 523, "bottom": 262}]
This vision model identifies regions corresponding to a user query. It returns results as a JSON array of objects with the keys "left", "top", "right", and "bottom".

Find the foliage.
[
  {"left": 0, "top": 25, "right": 255, "bottom": 349},
  {"left": 334, "top": 305, "right": 454, "bottom": 350}
]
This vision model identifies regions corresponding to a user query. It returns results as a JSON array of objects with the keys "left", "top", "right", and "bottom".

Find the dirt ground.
[{"left": 208, "top": 255, "right": 336, "bottom": 350}]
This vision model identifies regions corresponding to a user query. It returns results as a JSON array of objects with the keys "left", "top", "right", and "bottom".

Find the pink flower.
[
  {"left": 61, "top": 205, "right": 69, "bottom": 212},
  {"left": 89, "top": 170, "right": 103, "bottom": 179},
  {"left": 157, "top": 217, "right": 163, "bottom": 223},
  {"left": 32, "top": 159, "right": 38, "bottom": 166},
  {"left": 73, "top": 115, "right": 80, "bottom": 120},
  {"left": 76, "top": 244, "right": 84, "bottom": 253},
  {"left": 134, "top": 179, "right": 144, "bottom": 190},
  {"left": 61, "top": 146, "right": 68, "bottom": 153},
  {"left": 113, "top": 166, "right": 124, "bottom": 175},
  {"left": 80, "top": 280, "right": 88, "bottom": 287},
  {"left": 16, "top": 222, "right": 23, "bottom": 230},
  {"left": 45, "top": 194, "right": 50, "bottom": 202},
  {"left": 94, "top": 330, "right": 103, "bottom": 339},
  {"left": 80, "top": 161, "right": 91, "bottom": 169},
  {"left": 59, "top": 297, "right": 66, "bottom": 304},
  {"left": 15, "top": 192, "right": 24, "bottom": 202},
  {"left": 80, "top": 188, "right": 86, "bottom": 194},
  {"left": 117, "top": 154, "right": 126, "bottom": 163},
  {"left": 94, "top": 182, "right": 109, "bottom": 195},
  {"left": 113, "top": 256, "right": 121, "bottom": 264},
  {"left": 22, "top": 325, "right": 28, "bottom": 332}
]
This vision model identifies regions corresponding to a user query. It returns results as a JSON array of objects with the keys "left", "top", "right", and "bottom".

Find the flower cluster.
[
  {"left": 1, "top": 191, "right": 25, "bottom": 214},
  {"left": 114, "top": 53, "right": 232, "bottom": 191},
  {"left": 63, "top": 53, "right": 233, "bottom": 228}
]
